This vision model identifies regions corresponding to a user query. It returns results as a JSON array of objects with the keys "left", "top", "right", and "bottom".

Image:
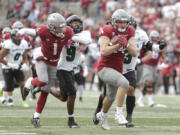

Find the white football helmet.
[
  {"left": 2, "top": 27, "right": 11, "bottom": 35},
  {"left": 12, "top": 21, "right": 24, "bottom": 29},
  {"left": 2, "top": 27, "right": 11, "bottom": 38},
  {"left": 112, "top": 9, "right": 130, "bottom": 32},
  {"left": 47, "top": 13, "right": 66, "bottom": 37},
  {"left": 150, "top": 30, "right": 160, "bottom": 42}
]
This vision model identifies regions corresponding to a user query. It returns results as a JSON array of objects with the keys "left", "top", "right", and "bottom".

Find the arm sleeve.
[
  {"left": 18, "top": 28, "right": 36, "bottom": 36},
  {"left": 72, "top": 31, "right": 92, "bottom": 45}
]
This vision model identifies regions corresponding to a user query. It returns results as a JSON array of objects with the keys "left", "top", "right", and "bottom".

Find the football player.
[
  {"left": 18, "top": 13, "right": 74, "bottom": 128},
  {"left": 95, "top": 9, "right": 137, "bottom": 130},
  {"left": 93, "top": 16, "right": 167, "bottom": 128},
  {"left": 0, "top": 29, "right": 29, "bottom": 106},
  {"left": 50, "top": 15, "right": 91, "bottom": 128},
  {"left": 137, "top": 30, "right": 166, "bottom": 107}
]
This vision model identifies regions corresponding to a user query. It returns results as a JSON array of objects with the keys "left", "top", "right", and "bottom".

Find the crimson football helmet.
[
  {"left": 47, "top": 13, "right": 66, "bottom": 37},
  {"left": 112, "top": 9, "right": 130, "bottom": 32}
]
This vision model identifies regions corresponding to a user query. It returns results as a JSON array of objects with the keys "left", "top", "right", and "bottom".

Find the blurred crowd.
[{"left": 0, "top": 0, "right": 180, "bottom": 94}]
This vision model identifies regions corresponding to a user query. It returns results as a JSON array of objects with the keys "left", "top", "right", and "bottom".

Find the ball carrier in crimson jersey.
[
  {"left": 18, "top": 13, "right": 74, "bottom": 128},
  {"left": 95, "top": 9, "right": 137, "bottom": 130}
]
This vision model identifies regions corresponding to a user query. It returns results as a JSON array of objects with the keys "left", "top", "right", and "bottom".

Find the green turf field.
[{"left": 0, "top": 89, "right": 180, "bottom": 135}]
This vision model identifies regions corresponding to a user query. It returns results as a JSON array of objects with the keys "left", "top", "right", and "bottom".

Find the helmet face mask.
[
  {"left": 47, "top": 13, "right": 66, "bottom": 37},
  {"left": 11, "top": 29, "right": 22, "bottom": 45},
  {"left": 66, "top": 15, "right": 83, "bottom": 33},
  {"left": 71, "top": 21, "right": 83, "bottom": 33},
  {"left": 112, "top": 9, "right": 130, "bottom": 32}
]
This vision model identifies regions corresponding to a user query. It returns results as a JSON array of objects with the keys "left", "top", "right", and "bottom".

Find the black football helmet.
[
  {"left": 66, "top": 15, "right": 83, "bottom": 33},
  {"left": 129, "top": 16, "right": 137, "bottom": 29}
]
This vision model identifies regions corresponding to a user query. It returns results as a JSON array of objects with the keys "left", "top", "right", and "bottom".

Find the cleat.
[
  {"left": 93, "top": 112, "right": 99, "bottom": 125},
  {"left": 7, "top": 98, "right": 14, "bottom": 107},
  {"left": 126, "top": 121, "right": 135, "bottom": 128},
  {"left": 96, "top": 112, "right": 110, "bottom": 130},
  {"left": 68, "top": 117, "right": 80, "bottom": 128},
  {"left": 126, "top": 114, "right": 135, "bottom": 128},
  {"left": 115, "top": 113, "right": 128, "bottom": 125},
  {"left": 148, "top": 100, "right": 154, "bottom": 107},
  {"left": 22, "top": 101, "right": 29, "bottom": 108},
  {"left": 0, "top": 97, "right": 6, "bottom": 104},
  {"left": 31, "top": 117, "right": 40, "bottom": 128},
  {"left": 30, "top": 87, "right": 40, "bottom": 98},
  {"left": 79, "top": 97, "right": 82, "bottom": 102},
  {"left": 23, "top": 87, "right": 30, "bottom": 99}
]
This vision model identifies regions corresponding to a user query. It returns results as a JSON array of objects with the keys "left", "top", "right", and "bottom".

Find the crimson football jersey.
[
  {"left": 97, "top": 25, "right": 135, "bottom": 73},
  {"left": 36, "top": 25, "right": 74, "bottom": 66},
  {"left": 144, "top": 52, "right": 162, "bottom": 66}
]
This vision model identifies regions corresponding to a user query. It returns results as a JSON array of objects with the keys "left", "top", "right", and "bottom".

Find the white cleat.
[
  {"left": 115, "top": 113, "right": 128, "bottom": 125},
  {"left": 137, "top": 101, "right": 145, "bottom": 107},
  {"left": 148, "top": 100, "right": 154, "bottom": 107},
  {"left": 7, "top": 98, "right": 14, "bottom": 107},
  {"left": 96, "top": 112, "right": 110, "bottom": 130},
  {"left": 0, "top": 97, "right": 6, "bottom": 104},
  {"left": 25, "top": 77, "right": 33, "bottom": 90}
]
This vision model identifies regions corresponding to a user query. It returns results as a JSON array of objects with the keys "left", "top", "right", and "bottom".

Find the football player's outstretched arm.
[
  {"left": 99, "top": 36, "right": 120, "bottom": 56},
  {"left": 18, "top": 28, "right": 37, "bottom": 37},
  {"left": 126, "top": 37, "right": 137, "bottom": 57},
  {"left": 72, "top": 31, "right": 92, "bottom": 45}
]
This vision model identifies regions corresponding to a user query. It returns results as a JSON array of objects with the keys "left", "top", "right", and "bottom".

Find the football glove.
[
  {"left": 142, "top": 41, "right": 153, "bottom": 50},
  {"left": 158, "top": 40, "right": 167, "bottom": 50}
]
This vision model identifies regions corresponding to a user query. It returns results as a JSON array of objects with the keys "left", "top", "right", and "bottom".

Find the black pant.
[{"left": 163, "top": 76, "right": 169, "bottom": 94}]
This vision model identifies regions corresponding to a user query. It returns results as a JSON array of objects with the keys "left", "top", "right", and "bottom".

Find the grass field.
[{"left": 0, "top": 88, "right": 180, "bottom": 135}]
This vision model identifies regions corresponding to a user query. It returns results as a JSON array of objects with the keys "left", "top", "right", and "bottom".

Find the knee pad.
[
  {"left": 106, "top": 90, "right": 116, "bottom": 102},
  {"left": 119, "top": 80, "right": 129, "bottom": 89},
  {"left": 106, "top": 95, "right": 115, "bottom": 102}
]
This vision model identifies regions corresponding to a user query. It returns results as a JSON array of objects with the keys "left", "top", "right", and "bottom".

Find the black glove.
[
  {"left": 158, "top": 40, "right": 167, "bottom": 50},
  {"left": 143, "top": 41, "right": 153, "bottom": 50}
]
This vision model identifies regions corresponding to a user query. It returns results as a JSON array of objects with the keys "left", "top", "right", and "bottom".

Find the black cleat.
[
  {"left": 93, "top": 112, "right": 99, "bottom": 125},
  {"left": 79, "top": 97, "right": 82, "bottom": 102},
  {"left": 126, "top": 114, "right": 135, "bottom": 128},
  {"left": 68, "top": 117, "right": 80, "bottom": 128},
  {"left": 126, "top": 121, "right": 135, "bottom": 128},
  {"left": 30, "top": 87, "right": 40, "bottom": 98},
  {"left": 31, "top": 117, "right": 40, "bottom": 128},
  {"left": 23, "top": 87, "right": 30, "bottom": 99}
]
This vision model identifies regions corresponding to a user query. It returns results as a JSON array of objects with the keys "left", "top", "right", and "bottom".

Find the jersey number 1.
[{"left": 53, "top": 43, "right": 58, "bottom": 55}]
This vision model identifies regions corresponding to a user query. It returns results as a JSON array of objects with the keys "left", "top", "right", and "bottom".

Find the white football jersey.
[
  {"left": 1, "top": 39, "right": 29, "bottom": 69},
  {"left": 123, "top": 27, "right": 149, "bottom": 74},
  {"left": 57, "top": 31, "right": 91, "bottom": 71}
]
